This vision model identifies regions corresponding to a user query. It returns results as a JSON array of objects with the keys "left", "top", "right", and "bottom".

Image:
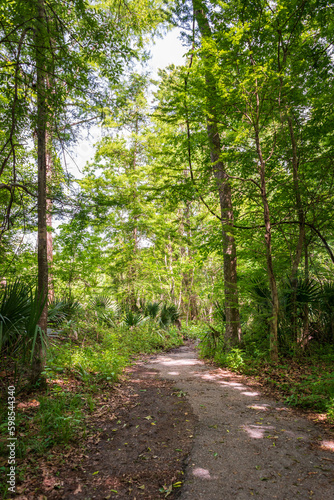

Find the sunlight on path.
[{"left": 144, "top": 346, "right": 334, "bottom": 500}]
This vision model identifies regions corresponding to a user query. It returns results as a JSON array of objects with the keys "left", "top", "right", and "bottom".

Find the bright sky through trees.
[
  {"left": 149, "top": 28, "right": 186, "bottom": 73},
  {"left": 66, "top": 29, "right": 185, "bottom": 178}
]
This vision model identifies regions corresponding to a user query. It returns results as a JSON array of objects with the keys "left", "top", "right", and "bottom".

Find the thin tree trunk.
[
  {"left": 33, "top": 0, "right": 48, "bottom": 382},
  {"left": 288, "top": 116, "right": 305, "bottom": 278},
  {"left": 254, "top": 129, "right": 279, "bottom": 362},
  {"left": 249, "top": 58, "right": 279, "bottom": 361},
  {"left": 179, "top": 238, "right": 187, "bottom": 318},
  {"left": 208, "top": 304, "right": 213, "bottom": 323},
  {"left": 46, "top": 135, "right": 54, "bottom": 303},
  {"left": 181, "top": 200, "right": 198, "bottom": 320},
  {"left": 167, "top": 238, "right": 175, "bottom": 303},
  {"left": 128, "top": 117, "right": 139, "bottom": 309},
  {"left": 302, "top": 238, "right": 309, "bottom": 346},
  {"left": 189, "top": 271, "right": 198, "bottom": 321},
  {"left": 287, "top": 115, "right": 305, "bottom": 343},
  {"left": 193, "top": 1, "right": 241, "bottom": 344},
  {"left": 36, "top": 0, "right": 48, "bottom": 330}
]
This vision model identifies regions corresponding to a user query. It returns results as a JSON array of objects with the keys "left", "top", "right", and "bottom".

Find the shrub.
[
  {"left": 214, "top": 348, "right": 245, "bottom": 372},
  {"left": 48, "top": 297, "right": 82, "bottom": 326},
  {"left": 0, "top": 280, "right": 48, "bottom": 391}
]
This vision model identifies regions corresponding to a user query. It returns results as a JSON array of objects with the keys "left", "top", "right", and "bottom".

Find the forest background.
[{"left": 1, "top": 0, "right": 334, "bottom": 493}]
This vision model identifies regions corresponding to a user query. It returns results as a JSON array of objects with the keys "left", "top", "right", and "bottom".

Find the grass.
[{"left": 0, "top": 388, "right": 90, "bottom": 498}]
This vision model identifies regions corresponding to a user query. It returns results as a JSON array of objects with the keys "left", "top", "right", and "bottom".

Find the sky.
[
  {"left": 65, "top": 29, "right": 186, "bottom": 178},
  {"left": 148, "top": 29, "right": 186, "bottom": 74}
]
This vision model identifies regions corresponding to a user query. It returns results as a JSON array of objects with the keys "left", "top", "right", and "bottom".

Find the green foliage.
[
  {"left": 47, "top": 302, "right": 184, "bottom": 385},
  {"left": 241, "top": 276, "right": 334, "bottom": 355},
  {"left": 117, "top": 320, "right": 183, "bottom": 353},
  {"left": 212, "top": 340, "right": 334, "bottom": 419},
  {"left": 121, "top": 310, "right": 148, "bottom": 328},
  {"left": 180, "top": 321, "right": 206, "bottom": 340},
  {"left": 143, "top": 300, "right": 160, "bottom": 319},
  {"left": 47, "top": 325, "right": 126, "bottom": 384},
  {"left": 214, "top": 348, "right": 245, "bottom": 372},
  {"left": 89, "top": 295, "right": 120, "bottom": 326},
  {"left": 327, "top": 399, "right": 334, "bottom": 423},
  {"left": 212, "top": 301, "right": 226, "bottom": 323},
  {"left": 48, "top": 297, "right": 82, "bottom": 326},
  {"left": 198, "top": 326, "right": 224, "bottom": 358},
  {"left": 0, "top": 390, "right": 87, "bottom": 473},
  {"left": 314, "top": 283, "right": 334, "bottom": 343},
  {"left": 158, "top": 304, "right": 180, "bottom": 329},
  {"left": 0, "top": 280, "right": 47, "bottom": 391},
  {"left": 34, "top": 392, "right": 86, "bottom": 448}
]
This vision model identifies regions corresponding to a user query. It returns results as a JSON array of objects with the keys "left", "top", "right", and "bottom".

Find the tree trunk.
[
  {"left": 36, "top": 0, "right": 48, "bottom": 331},
  {"left": 180, "top": 200, "right": 198, "bottom": 321},
  {"left": 193, "top": 1, "right": 241, "bottom": 344},
  {"left": 255, "top": 130, "right": 279, "bottom": 362},
  {"left": 287, "top": 115, "right": 305, "bottom": 343},
  {"left": 166, "top": 238, "right": 175, "bottom": 303},
  {"left": 302, "top": 238, "right": 310, "bottom": 346},
  {"left": 128, "top": 117, "right": 139, "bottom": 309},
  {"left": 32, "top": 0, "right": 48, "bottom": 383},
  {"left": 46, "top": 135, "right": 54, "bottom": 303},
  {"left": 206, "top": 121, "right": 241, "bottom": 342}
]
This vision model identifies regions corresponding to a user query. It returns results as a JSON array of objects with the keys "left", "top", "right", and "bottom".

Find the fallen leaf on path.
[
  {"left": 173, "top": 481, "right": 182, "bottom": 487},
  {"left": 159, "top": 484, "right": 173, "bottom": 497},
  {"left": 73, "top": 484, "right": 83, "bottom": 494}
]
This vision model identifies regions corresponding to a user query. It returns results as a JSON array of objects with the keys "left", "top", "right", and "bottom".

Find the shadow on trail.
[{"left": 146, "top": 346, "right": 334, "bottom": 500}]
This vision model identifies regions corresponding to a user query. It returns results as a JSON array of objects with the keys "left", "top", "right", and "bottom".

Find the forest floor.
[{"left": 10, "top": 343, "right": 334, "bottom": 499}]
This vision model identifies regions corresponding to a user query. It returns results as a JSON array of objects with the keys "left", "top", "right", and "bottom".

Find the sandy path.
[{"left": 144, "top": 345, "right": 334, "bottom": 500}]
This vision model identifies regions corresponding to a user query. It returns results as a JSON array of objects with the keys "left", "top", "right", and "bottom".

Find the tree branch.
[
  {"left": 0, "top": 183, "right": 37, "bottom": 197},
  {"left": 233, "top": 220, "right": 334, "bottom": 264}
]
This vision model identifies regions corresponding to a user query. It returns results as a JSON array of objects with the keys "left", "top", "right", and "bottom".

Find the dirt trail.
[{"left": 144, "top": 345, "right": 334, "bottom": 500}]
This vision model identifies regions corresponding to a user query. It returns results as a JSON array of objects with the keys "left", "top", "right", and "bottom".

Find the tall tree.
[
  {"left": 35, "top": 0, "right": 48, "bottom": 335},
  {"left": 187, "top": 0, "right": 242, "bottom": 343}
]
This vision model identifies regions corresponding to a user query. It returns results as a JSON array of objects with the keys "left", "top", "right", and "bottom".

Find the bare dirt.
[
  {"left": 13, "top": 344, "right": 334, "bottom": 499},
  {"left": 14, "top": 360, "right": 196, "bottom": 500}
]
